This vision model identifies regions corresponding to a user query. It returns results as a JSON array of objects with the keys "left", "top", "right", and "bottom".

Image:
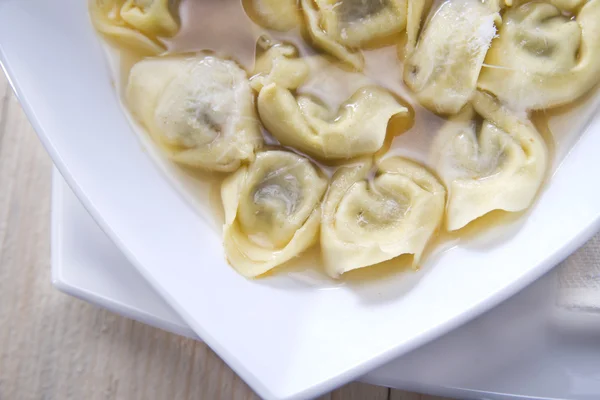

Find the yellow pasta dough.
[
  {"left": 253, "top": 40, "right": 408, "bottom": 160},
  {"left": 432, "top": 91, "right": 548, "bottom": 231},
  {"left": 222, "top": 150, "right": 328, "bottom": 277},
  {"left": 404, "top": 0, "right": 433, "bottom": 56},
  {"left": 244, "top": 0, "right": 302, "bottom": 31},
  {"left": 321, "top": 157, "right": 445, "bottom": 277},
  {"left": 478, "top": 0, "right": 600, "bottom": 110},
  {"left": 301, "top": 0, "right": 409, "bottom": 70},
  {"left": 404, "top": 0, "right": 501, "bottom": 114},
  {"left": 89, "top": 0, "right": 180, "bottom": 54},
  {"left": 250, "top": 37, "right": 311, "bottom": 92},
  {"left": 126, "top": 54, "right": 262, "bottom": 171}
]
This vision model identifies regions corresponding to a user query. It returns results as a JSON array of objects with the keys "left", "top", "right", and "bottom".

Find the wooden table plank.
[{"left": 0, "top": 71, "right": 449, "bottom": 400}]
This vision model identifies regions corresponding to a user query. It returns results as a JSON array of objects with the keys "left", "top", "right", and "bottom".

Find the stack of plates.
[{"left": 53, "top": 171, "right": 600, "bottom": 400}]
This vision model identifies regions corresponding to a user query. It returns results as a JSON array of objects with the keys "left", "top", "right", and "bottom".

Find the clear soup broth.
[{"left": 100, "top": 0, "right": 600, "bottom": 286}]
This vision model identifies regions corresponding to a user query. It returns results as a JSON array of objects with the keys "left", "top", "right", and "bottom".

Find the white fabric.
[{"left": 557, "top": 233, "right": 600, "bottom": 312}]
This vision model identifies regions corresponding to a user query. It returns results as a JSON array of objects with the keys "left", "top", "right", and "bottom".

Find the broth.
[{"left": 102, "top": 0, "right": 600, "bottom": 284}]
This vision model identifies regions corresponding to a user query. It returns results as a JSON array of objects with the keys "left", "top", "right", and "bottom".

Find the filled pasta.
[
  {"left": 404, "top": 0, "right": 500, "bottom": 114},
  {"left": 250, "top": 37, "right": 311, "bottom": 92},
  {"left": 478, "top": 0, "right": 600, "bottom": 110},
  {"left": 89, "top": 0, "right": 180, "bottom": 54},
  {"left": 126, "top": 54, "right": 263, "bottom": 171},
  {"left": 222, "top": 150, "right": 328, "bottom": 277},
  {"left": 321, "top": 157, "right": 445, "bottom": 277},
  {"left": 258, "top": 84, "right": 407, "bottom": 160},
  {"left": 432, "top": 91, "right": 548, "bottom": 231},
  {"left": 253, "top": 40, "right": 408, "bottom": 160},
  {"left": 404, "top": 0, "right": 433, "bottom": 56},
  {"left": 301, "top": 0, "right": 408, "bottom": 70},
  {"left": 244, "top": 0, "right": 302, "bottom": 31}
]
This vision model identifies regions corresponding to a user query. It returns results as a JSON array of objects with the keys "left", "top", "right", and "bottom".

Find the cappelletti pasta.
[
  {"left": 404, "top": 0, "right": 501, "bottom": 114},
  {"left": 253, "top": 40, "right": 408, "bottom": 160},
  {"left": 89, "top": 0, "right": 180, "bottom": 54},
  {"left": 244, "top": 0, "right": 302, "bottom": 31},
  {"left": 126, "top": 54, "right": 262, "bottom": 171},
  {"left": 321, "top": 157, "right": 445, "bottom": 277},
  {"left": 221, "top": 150, "right": 328, "bottom": 277},
  {"left": 478, "top": 0, "right": 600, "bottom": 110},
  {"left": 301, "top": 0, "right": 409, "bottom": 70},
  {"left": 432, "top": 91, "right": 548, "bottom": 231}
]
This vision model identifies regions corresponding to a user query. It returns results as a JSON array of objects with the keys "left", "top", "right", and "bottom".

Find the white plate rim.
[{"left": 51, "top": 167, "right": 598, "bottom": 400}]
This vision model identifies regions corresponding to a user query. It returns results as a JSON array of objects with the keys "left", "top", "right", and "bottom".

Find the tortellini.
[
  {"left": 258, "top": 85, "right": 407, "bottom": 160},
  {"left": 504, "top": 0, "right": 585, "bottom": 8},
  {"left": 301, "top": 0, "right": 408, "bottom": 70},
  {"left": 404, "top": 0, "right": 500, "bottom": 114},
  {"left": 222, "top": 150, "right": 328, "bottom": 277},
  {"left": 244, "top": 0, "right": 302, "bottom": 31},
  {"left": 432, "top": 91, "right": 548, "bottom": 231},
  {"left": 126, "top": 54, "right": 263, "bottom": 171},
  {"left": 89, "top": 0, "right": 180, "bottom": 54},
  {"left": 250, "top": 37, "right": 310, "bottom": 92},
  {"left": 321, "top": 157, "right": 445, "bottom": 277},
  {"left": 478, "top": 0, "right": 600, "bottom": 110},
  {"left": 404, "top": 0, "right": 433, "bottom": 56},
  {"left": 253, "top": 41, "right": 408, "bottom": 160}
]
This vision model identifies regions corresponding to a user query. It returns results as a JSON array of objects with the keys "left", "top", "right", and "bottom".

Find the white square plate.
[
  {"left": 2, "top": 1, "right": 600, "bottom": 398},
  {"left": 52, "top": 169, "right": 600, "bottom": 400}
]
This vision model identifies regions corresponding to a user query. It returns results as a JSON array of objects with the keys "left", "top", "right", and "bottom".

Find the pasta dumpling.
[
  {"left": 546, "top": 0, "right": 585, "bottom": 10},
  {"left": 503, "top": 0, "right": 585, "bottom": 8},
  {"left": 253, "top": 40, "right": 408, "bottom": 160},
  {"left": 126, "top": 54, "right": 263, "bottom": 171},
  {"left": 404, "top": 0, "right": 433, "bottom": 56},
  {"left": 250, "top": 37, "right": 311, "bottom": 92},
  {"left": 478, "top": 0, "right": 600, "bottom": 110},
  {"left": 404, "top": 0, "right": 500, "bottom": 114},
  {"left": 222, "top": 150, "right": 328, "bottom": 277},
  {"left": 89, "top": 0, "right": 180, "bottom": 54},
  {"left": 432, "top": 91, "right": 548, "bottom": 231},
  {"left": 321, "top": 157, "right": 445, "bottom": 277},
  {"left": 244, "top": 0, "right": 302, "bottom": 31},
  {"left": 258, "top": 84, "right": 408, "bottom": 160},
  {"left": 301, "top": 0, "right": 408, "bottom": 70}
]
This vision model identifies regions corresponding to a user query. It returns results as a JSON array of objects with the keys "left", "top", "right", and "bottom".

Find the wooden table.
[{"left": 0, "top": 72, "right": 450, "bottom": 400}]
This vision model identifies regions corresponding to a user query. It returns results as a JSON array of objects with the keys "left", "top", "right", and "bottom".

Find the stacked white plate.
[{"left": 53, "top": 171, "right": 600, "bottom": 400}]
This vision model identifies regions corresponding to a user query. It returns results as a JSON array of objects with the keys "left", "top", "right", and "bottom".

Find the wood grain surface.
[{"left": 0, "top": 72, "right": 451, "bottom": 399}]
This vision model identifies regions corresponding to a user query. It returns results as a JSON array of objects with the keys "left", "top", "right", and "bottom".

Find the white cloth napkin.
[{"left": 557, "top": 233, "right": 600, "bottom": 312}]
